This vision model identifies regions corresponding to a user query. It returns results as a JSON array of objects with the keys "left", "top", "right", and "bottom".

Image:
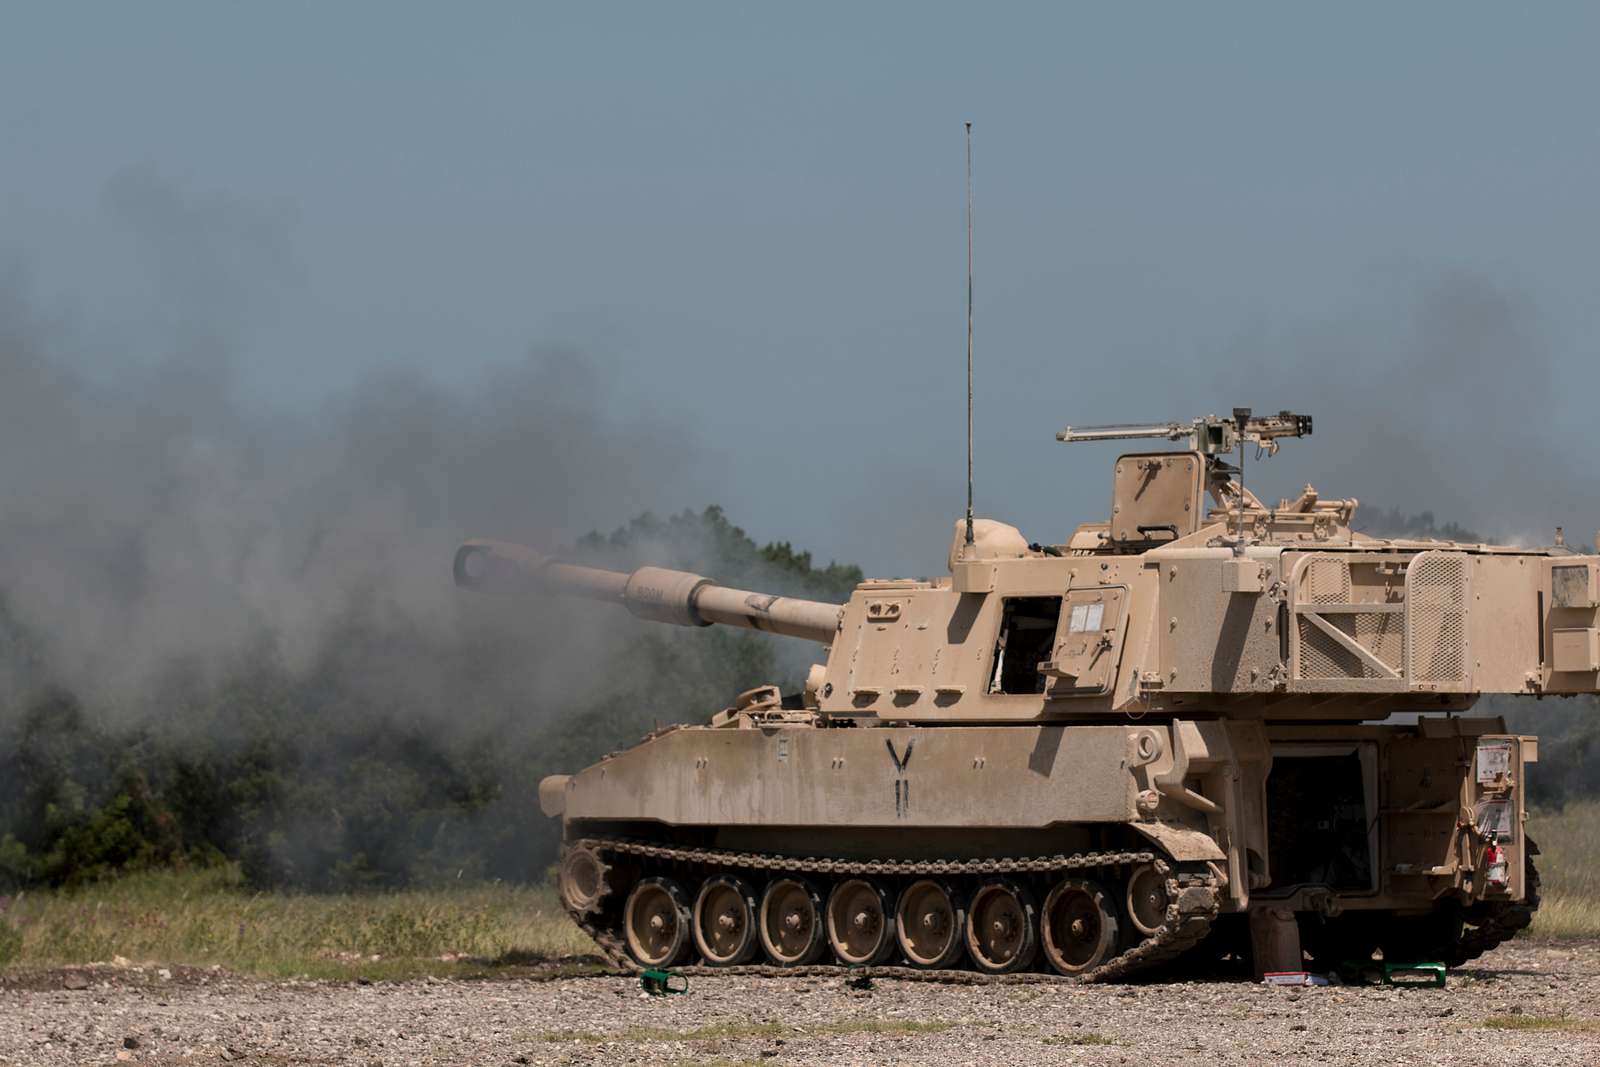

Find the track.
[
  {"left": 1440, "top": 848, "right": 1542, "bottom": 967},
  {"left": 562, "top": 835, "right": 1222, "bottom": 983}
]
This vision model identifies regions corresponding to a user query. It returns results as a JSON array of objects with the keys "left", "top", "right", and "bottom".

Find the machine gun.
[
  {"left": 1057, "top": 409, "right": 1315, "bottom": 531},
  {"left": 1055, "top": 409, "right": 1312, "bottom": 456}
]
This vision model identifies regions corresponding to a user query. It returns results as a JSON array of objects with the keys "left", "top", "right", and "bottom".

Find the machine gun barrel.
[
  {"left": 1055, "top": 422, "right": 1191, "bottom": 444},
  {"left": 453, "top": 539, "right": 843, "bottom": 645}
]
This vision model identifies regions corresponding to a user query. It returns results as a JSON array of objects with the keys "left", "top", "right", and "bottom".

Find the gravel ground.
[{"left": 3, "top": 942, "right": 1598, "bottom": 1067}]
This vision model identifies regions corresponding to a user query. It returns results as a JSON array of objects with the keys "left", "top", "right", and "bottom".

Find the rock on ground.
[{"left": 1, "top": 941, "right": 1597, "bottom": 1066}]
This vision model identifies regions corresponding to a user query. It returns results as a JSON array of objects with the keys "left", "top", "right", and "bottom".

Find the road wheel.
[
  {"left": 1124, "top": 864, "right": 1169, "bottom": 938},
  {"left": 895, "top": 879, "right": 966, "bottom": 968},
  {"left": 758, "top": 877, "right": 827, "bottom": 965},
  {"left": 826, "top": 878, "right": 896, "bottom": 965},
  {"left": 558, "top": 845, "right": 610, "bottom": 916},
  {"left": 966, "top": 879, "right": 1039, "bottom": 974},
  {"left": 1042, "top": 879, "right": 1119, "bottom": 975},
  {"left": 623, "top": 877, "right": 692, "bottom": 967},
  {"left": 693, "top": 875, "right": 760, "bottom": 965}
]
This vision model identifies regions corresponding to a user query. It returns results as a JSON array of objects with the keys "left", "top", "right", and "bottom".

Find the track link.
[{"left": 563, "top": 835, "right": 1221, "bottom": 983}]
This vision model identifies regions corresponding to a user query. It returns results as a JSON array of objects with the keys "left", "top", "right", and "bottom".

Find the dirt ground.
[{"left": 3, "top": 941, "right": 1598, "bottom": 1067}]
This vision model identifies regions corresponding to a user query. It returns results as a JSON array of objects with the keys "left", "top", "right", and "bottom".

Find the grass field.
[
  {"left": 0, "top": 866, "right": 593, "bottom": 980},
  {"left": 1525, "top": 800, "right": 1600, "bottom": 939},
  {"left": 0, "top": 801, "right": 1594, "bottom": 979}
]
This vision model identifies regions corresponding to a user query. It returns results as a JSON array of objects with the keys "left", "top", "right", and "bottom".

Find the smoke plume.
[
  {"left": 1198, "top": 275, "right": 1597, "bottom": 545},
  {"left": 0, "top": 283, "right": 723, "bottom": 708},
  {"left": 0, "top": 260, "right": 841, "bottom": 886}
]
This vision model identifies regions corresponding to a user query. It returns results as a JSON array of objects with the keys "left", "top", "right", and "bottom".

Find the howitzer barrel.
[{"left": 453, "top": 539, "right": 843, "bottom": 644}]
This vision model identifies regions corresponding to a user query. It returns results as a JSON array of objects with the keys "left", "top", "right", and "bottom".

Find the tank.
[{"left": 455, "top": 409, "right": 1583, "bottom": 979}]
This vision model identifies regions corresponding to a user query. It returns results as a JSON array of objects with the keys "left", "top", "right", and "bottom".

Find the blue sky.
[{"left": 4, "top": 3, "right": 1597, "bottom": 574}]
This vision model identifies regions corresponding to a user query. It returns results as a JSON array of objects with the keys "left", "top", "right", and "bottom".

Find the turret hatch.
[{"left": 1109, "top": 452, "right": 1204, "bottom": 545}]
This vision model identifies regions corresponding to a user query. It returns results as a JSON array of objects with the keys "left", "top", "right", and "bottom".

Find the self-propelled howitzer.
[{"left": 457, "top": 411, "right": 1582, "bottom": 979}]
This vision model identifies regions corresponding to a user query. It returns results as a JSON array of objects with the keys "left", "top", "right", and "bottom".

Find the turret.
[{"left": 453, "top": 539, "right": 843, "bottom": 645}]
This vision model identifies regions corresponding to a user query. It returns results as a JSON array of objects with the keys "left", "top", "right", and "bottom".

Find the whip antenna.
[{"left": 965, "top": 121, "right": 975, "bottom": 549}]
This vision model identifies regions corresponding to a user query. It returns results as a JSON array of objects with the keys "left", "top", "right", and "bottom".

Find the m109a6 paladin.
[{"left": 455, "top": 410, "right": 1584, "bottom": 979}]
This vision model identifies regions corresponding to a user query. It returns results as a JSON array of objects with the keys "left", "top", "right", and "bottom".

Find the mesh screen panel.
[
  {"left": 1298, "top": 616, "right": 1362, "bottom": 678},
  {"left": 1303, "top": 556, "right": 1352, "bottom": 604},
  {"left": 1406, "top": 552, "right": 1469, "bottom": 684}
]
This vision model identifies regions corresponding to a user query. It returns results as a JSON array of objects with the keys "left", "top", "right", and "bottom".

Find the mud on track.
[{"left": 2, "top": 941, "right": 1598, "bottom": 1066}]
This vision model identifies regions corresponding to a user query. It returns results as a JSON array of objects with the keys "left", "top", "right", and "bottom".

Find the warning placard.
[
  {"left": 1476, "top": 740, "right": 1512, "bottom": 784},
  {"left": 1068, "top": 602, "right": 1105, "bottom": 634}
]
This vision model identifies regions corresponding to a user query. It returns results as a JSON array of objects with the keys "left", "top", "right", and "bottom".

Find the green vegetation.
[
  {"left": 1525, "top": 800, "right": 1600, "bottom": 939},
  {"left": 0, "top": 865, "right": 592, "bottom": 980},
  {"left": 1042, "top": 1032, "right": 1118, "bottom": 1046},
  {"left": 1482, "top": 1014, "right": 1600, "bottom": 1033},
  {"left": 0, "top": 913, "right": 19, "bottom": 966},
  {"left": 536, "top": 1020, "right": 955, "bottom": 1044}
]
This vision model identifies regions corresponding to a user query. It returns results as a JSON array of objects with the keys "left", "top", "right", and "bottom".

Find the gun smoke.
[{"left": 0, "top": 275, "right": 844, "bottom": 887}]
